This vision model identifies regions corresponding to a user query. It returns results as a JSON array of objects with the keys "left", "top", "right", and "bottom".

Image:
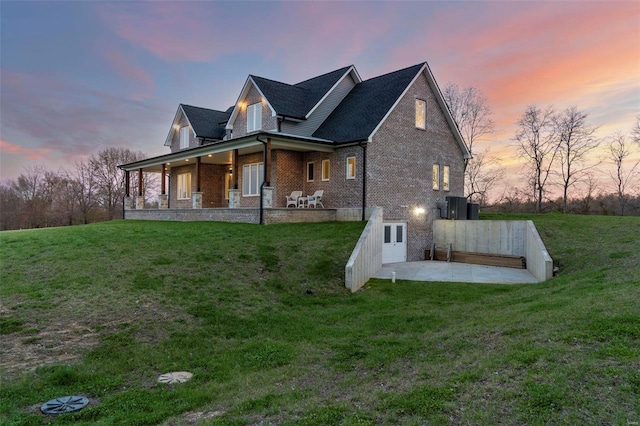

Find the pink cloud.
[
  {"left": 0, "top": 139, "right": 52, "bottom": 160},
  {"left": 100, "top": 42, "right": 156, "bottom": 100},
  {"left": 96, "top": 2, "right": 228, "bottom": 62}
]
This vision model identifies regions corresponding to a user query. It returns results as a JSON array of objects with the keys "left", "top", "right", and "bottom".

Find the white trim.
[
  {"left": 322, "top": 159, "right": 330, "bottom": 181},
  {"left": 346, "top": 156, "right": 356, "bottom": 180},
  {"left": 306, "top": 161, "right": 315, "bottom": 182},
  {"left": 177, "top": 172, "right": 191, "bottom": 200},
  {"left": 443, "top": 165, "right": 450, "bottom": 191},
  {"left": 226, "top": 76, "right": 276, "bottom": 130},
  {"left": 165, "top": 105, "right": 195, "bottom": 147},
  {"left": 366, "top": 63, "right": 471, "bottom": 160},
  {"left": 306, "top": 66, "right": 362, "bottom": 118}
]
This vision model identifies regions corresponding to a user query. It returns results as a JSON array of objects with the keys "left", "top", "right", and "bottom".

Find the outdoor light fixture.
[
  {"left": 229, "top": 169, "right": 233, "bottom": 175},
  {"left": 414, "top": 207, "right": 426, "bottom": 215}
]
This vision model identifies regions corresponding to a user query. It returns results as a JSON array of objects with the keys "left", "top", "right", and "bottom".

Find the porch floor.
[{"left": 374, "top": 260, "right": 538, "bottom": 284}]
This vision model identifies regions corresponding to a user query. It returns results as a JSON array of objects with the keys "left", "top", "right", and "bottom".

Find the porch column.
[
  {"left": 136, "top": 168, "right": 144, "bottom": 209},
  {"left": 161, "top": 163, "right": 166, "bottom": 194},
  {"left": 265, "top": 138, "right": 272, "bottom": 186},
  {"left": 196, "top": 156, "right": 202, "bottom": 192},
  {"left": 232, "top": 149, "right": 239, "bottom": 189},
  {"left": 262, "top": 186, "right": 274, "bottom": 208},
  {"left": 159, "top": 163, "right": 168, "bottom": 209},
  {"left": 124, "top": 170, "right": 134, "bottom": 210},
  {"left": 125, "top": 170, "right": 131, "bottom": 197},
  {"left": 192, "top": 192, "right": 202, "bottom": 209}
]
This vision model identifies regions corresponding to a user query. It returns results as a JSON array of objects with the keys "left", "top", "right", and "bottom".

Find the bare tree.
[
  {"left": 576, "top": 172, "right": 600, "bottom": 215},
  {"left": 632, "top": 115, "right": 640, "bottom": 146},
  {"left": 514, "top": 104, "right": 560, "bottom": 213},
  {"left": 607, "top": 132, "right": 639, "bottom": 216},
  {"left": 554, "top": 106, "right": 601, "bottom": 213},
  {"left": 442, "top": 83, "right": 495, "bottom": 156},
  {"left": 464, "top": 148, "right": 504, "bottom": 205},
  {"left": 89, "top": 147, "right": 147, "bottom": 220},
  {"left": 73, "top": 159, "right": 99, "bottom": 224}
]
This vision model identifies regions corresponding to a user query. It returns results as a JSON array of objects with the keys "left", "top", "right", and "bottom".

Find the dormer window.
[
  {"left": 247, "top": 102, "right": 262, "bottom": 132},
  {"left": 180, "top": 126, "right": 190, "bottom": 149}
]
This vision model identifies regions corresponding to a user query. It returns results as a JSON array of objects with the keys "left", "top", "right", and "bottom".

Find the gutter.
[
  {"left": 256, "top": 135, "right": 269, "bottom": 225},
  {"left": 358, "top": 141, "right": 367, "bottom": 221}
]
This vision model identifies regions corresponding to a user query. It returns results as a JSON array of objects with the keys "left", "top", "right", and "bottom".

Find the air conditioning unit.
[{"left": 445, "top": 196, "right": 468, "bottom": 220}]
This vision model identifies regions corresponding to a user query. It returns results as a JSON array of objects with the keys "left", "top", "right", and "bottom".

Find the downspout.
[
  {"left": 256, "top": 135, "right": 268, "bottom": 225},
  {"left": 359, "top": 141, "right": 367, "bottom": 221}
]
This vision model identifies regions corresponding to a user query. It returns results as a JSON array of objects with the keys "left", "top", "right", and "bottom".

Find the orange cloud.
[{"left": 0, "top": 139, "right": 52, "bottom": 160}]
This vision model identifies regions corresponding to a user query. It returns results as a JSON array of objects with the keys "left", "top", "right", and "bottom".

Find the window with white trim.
[
  {"left": 443, "top": 165, "right": 450, "bottom": 191},
  {"left": 180, "top": 126, "right": 190, "bottom": 149},
  {"left": 322, "top": 159, "right": 330, "bottom": 181},
  {"left": 177, "top": 173, "right": 191, "bottom": 199},
  {"left": 415, "top": 99, "right": 426, "bottom": 130},
  {"left": 242, "top": 162, "right": 264, "bottom": 196},
  {"left": 307, "top": 162, "right": 314, "bottom": 182},
  {"left": 346, "top": 157, "right": 356, "bottom": 179},
  {"left": 247, "top": 102, "right": 262, "bottom": 132},
  {"left": 432, "top": 164, "right": 440, "bottom": 190}
]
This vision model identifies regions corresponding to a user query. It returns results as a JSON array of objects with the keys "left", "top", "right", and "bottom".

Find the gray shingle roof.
[
  {"left": 251, "top": 65, "right": 352, "bottom": 119},
  {"left": 313, "top": 63, "right": 425, "bottom": 143},
  {"left": 181, "top": 104, "right": 231, "bottom": 140}
]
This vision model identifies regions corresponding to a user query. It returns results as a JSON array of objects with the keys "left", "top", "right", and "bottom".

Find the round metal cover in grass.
[
  {"left": 41, "top": 395, "right": 89, "bottom": 414},
  {"left": 158, "top": 371, "right": 193, "bottom": 384}
]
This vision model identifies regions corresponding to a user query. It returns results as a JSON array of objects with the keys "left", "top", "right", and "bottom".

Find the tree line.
[
  {"left": 1, "top": 90, "right": 638, "bottom": 230},
  {"left": 0, "top": 148, "right": 156, "bottom": 230},
  {"left": 443, "top": 83, "right": 640, "bottom": 216}
]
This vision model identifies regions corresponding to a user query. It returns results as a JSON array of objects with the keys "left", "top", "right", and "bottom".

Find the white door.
[{"left": 382, "top": 222, "right": 407, "bottom": 264}]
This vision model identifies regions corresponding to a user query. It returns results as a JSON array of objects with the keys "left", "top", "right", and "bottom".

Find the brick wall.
[
  {"left": 230, "top": 85, "right": 277, "bottom": 139},
  {"left": 367, "top": 72, "right": 466, "bottom": 261}
]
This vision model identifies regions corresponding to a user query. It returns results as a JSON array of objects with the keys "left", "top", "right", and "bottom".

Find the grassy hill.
[{"left": 1, "top": 215, "right": 638, "bottom": 425}]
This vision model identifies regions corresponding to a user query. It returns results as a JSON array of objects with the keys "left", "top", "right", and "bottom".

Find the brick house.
[{"left": 119, "top": 62, "right": 471, "bottom": 262}]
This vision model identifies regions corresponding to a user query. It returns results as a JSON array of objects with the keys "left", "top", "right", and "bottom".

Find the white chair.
[
  {"left": 307, "top": 190, "right": 324, "bottom": 208},
  {"left": 286, "top": 191, "right": 302, "bottom": 208}
]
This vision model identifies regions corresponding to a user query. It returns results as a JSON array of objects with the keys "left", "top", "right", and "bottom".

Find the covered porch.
[{"left": 119, "top": 132, "right": 364, "bottom": 223}]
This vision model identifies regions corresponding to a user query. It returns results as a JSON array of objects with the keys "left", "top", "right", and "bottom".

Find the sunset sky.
[{"left": 1, "top": 0, "right": 639, "bottom": 196}]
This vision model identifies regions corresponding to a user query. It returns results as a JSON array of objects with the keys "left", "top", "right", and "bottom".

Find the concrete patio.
[{"left": 374, "top": 260, "right": 539, "bottom": 284}]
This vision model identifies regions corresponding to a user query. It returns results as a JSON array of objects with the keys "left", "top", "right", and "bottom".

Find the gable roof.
[
  {"left": 227, "top": 66, "right": 356, "bottom": 127},
  {"left": 165, "top": 104, "right": 231, "bottom": 146},
  {"left": 312, "top": 63, "right": 425, "bottom": 143},
  {"left": 181, "top": 104, "right": 231, "bottom": 140}
]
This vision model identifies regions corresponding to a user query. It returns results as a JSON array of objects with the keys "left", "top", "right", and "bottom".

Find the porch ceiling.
[{"left": 121, "top": 133, "right": 336, "bottom": 173}]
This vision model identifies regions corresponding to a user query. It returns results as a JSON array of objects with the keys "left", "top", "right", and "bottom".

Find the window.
[
  {"left": 322, "top": 159, "right": 330, "bottom": 181},
  {"left": 307, "top": 162, "right": 314, "bottom": 182},
  {"left": 346, "top": 157, "right": 356, "bottom": 179},
  {"left": 432, "top": 164, "right": 440, "bottom": 190},
  {"left": 180, "top": 126, "right": 190, "bottom": 149},
  {"left": 415, "top": 99, "right": 426, "bottom": 130},
  {"left": 443, "top": 165, "right": 450, "bottom": 191},
  {"left": 177, "top": 173, "right": 191, "bottom": 199},
  {"left": 242, "top": 162, "right": 264, "bottom": 196},
  {"left": 247, "top": 102, "right": 262, "bottom": 132}
]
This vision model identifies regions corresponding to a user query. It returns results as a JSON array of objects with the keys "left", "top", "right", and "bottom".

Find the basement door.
[{"left": 382, "top": 222, "right": 407, "bottom": 264}]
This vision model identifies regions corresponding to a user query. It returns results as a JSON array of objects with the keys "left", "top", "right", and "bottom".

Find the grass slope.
[{"left": 0, "top": 215, "right": 638, "bottom": 425}]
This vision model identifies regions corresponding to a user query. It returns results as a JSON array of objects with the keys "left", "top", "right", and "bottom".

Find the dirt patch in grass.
[
  {"left": 0, "top": 319, "right": 99, "bottom": 379},
  {"left": 0, "top": 296, "right": 190, "bottom": 380}
]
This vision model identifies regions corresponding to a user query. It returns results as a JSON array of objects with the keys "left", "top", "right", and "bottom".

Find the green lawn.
[{"left": 1, "top": 215, "right": 638, "bottom": 425}]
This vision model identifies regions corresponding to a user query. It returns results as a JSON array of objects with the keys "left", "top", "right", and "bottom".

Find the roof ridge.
[
  {"left": 293, "top": 65, "right": 353, "bottom": 87},
  {"left": 361, "top": 62, "right": 426, "bottom": 83}
]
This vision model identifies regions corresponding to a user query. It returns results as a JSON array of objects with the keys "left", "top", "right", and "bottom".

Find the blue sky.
[{"left": 1, "top": 0, "right": 639, "bottom": 192}]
